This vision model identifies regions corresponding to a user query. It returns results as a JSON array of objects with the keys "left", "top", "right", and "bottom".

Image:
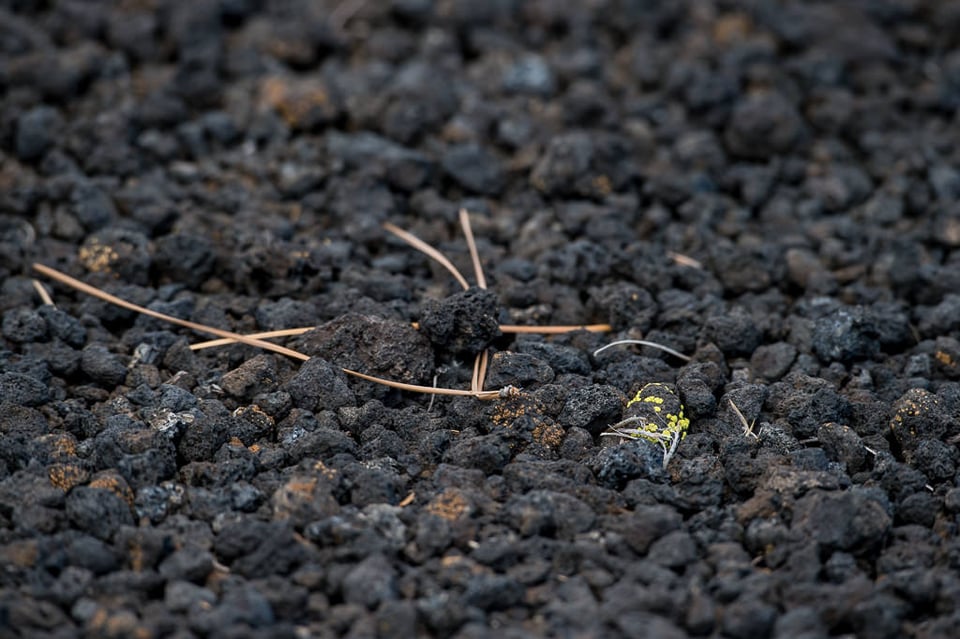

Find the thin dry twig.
[{"left": 593, "top": 339, "right": 691, "bottom": 362}]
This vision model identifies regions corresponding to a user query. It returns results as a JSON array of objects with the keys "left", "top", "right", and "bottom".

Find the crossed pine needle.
[{"left": 32, "top": 210, "right": 613, "bottom": 400}]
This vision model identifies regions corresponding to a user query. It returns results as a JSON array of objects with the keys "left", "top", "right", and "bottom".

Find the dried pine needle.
[
  {"left": 500, "top": 324, "right": 611, "bottom": 334},
  {"left": 32, "top": 279, "right": 55, "bottom": 306},
  {"left": 383, "top": 222, "right": 470, "bottom": 291},
  {"left": 33, "top": 263, "right": 311, "bottom": 362},
  {"left": 32, "top": 263, "right": 504, "bottom": 399},
  {"left": 459, "top": 208, "right": 487, "bottom": 290}
]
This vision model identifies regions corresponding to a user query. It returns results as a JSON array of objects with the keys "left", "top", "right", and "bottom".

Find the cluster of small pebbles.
[{"left": 3, "top": 1, "right": 960, "bottom": 637}]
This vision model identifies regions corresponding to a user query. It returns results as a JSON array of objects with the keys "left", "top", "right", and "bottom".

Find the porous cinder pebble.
[
  {"left": 271, "top": 473, "right": 340, "bottom": 528},
  {"left": 254, "top": 297, "right": 318, "bottom": 332},
  {"left": 502, "top": 54, "right": 555, "bottom": 96},
  {"left": 326, "top": 131, "right": 434, "bottom": 192},
  {"left": 750, "top": 342, "right": 797, "bottom": 382},
  {"left": 4, "top": 2, "right": 960, "bottom": 637},
  {"left": 817, "top": 422, "right": 869, "bottom": 474},
  {"left": 482, "top": 351, "right": 554, "bottom": 389},
  {"left": 724, "top": 91, "right": 804, "bottom": 160},
  {"left": 589, "top": 440, "right": 668, "bottom": 488},
  {"left": 165, "top": 579, "right": 216, "bottom": 613},
  {"left": 440, "top": 144, "right": 505, "bottom": 195},
  {"left": 2, "top": 308, "right": 48, "bottom": 343},
  {"left": 889, "top": 388, "right": 955, "bottom": 462},
  {"left": 158, "top": 545, "right": 214, "bottom": 583},
  {"left": 531, "top": 132, "right": 622, "bottom": 198},
  {"left": 38, "top": 306, "right": 86, "bottom": 348},
  {"left": 66, "top": 535, "right": 120, "bottom": 576},
  {"left": 608, "top": 504, "right": 682, "bottom": 555},
  {"left": 765, "top": 374, "right": 851, "bottom": 440},
  {"left": 220, "top": 354, "right": 279, "bottom": 401},
  {"left": 418, "top": 287, "right": 501, "bottom": 356},
  {"left": 812, "top": 307, "right": 881, "bottom": 364},
  {"left": 292, "top": 314, "right": 433, "bottom": 398},
  {"left": 65, "top": 486, "right": 134, "bottom": 542},
  {"left": 284, "top": 357, "right": 355, "bottom": 413},
  {"left": 152, "top": 233, "right": 216, "bottom": 288},
  {"left": 190, "top": 583, "right": 276, "bottom": 631},
  {"left": 590, "top": 283, "right": 657, "bottom": 333},
  {"left": 70, "top": 182, "right": 117, "bottom": 232},
  {"left": 462, "top": 574, "right": 524, "bottom": 611},
  {"left": 15, "top": 105, "right": 64, "bottom": 161},
  {"left": 176, "top": 401, "right": 231, "bottom": 463},
  {"left": 503, "top": 490, "right": 595, "bottom": 539},
  {"left": 556, "top": 385, "right": 624, "bottom": 436},
  {"left": 792, "top": 488, "right": 891, "bottom": 555},
  {"left": 0, "top": 374, "right": 50, "bottom": 407},
  {"left": 702, "top": 309, "right": 760, "bottom": 358},
  {"left": 80, "top": 344, "right": 127, "bottom": 387},
  {"left": 341, "top": 554, "right": 398, "bottom": 610}
]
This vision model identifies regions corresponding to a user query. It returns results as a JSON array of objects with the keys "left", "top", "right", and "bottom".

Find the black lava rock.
[
  {"left": 724, "top": 91, "right": 804, "bottom": 160},
  {"left": 418, "top": 287, "right": 501, "bottom": 356},
  {"left": 4, "top": 3, "right": 960, "bottom": 637},
  {"left": 0, "top": 374, "right": 50, "bottom": 407},
  {"left": 284, "top": 357, "right": 355, "bottom": 413},
  {"left": 65, "top": 486, "right": 134, "bottom": 542},
  {"left": 15, "top": 105, "right": 64, "bottom": 161},
  {"left": 889, "top": 388, "right": 957, "bottom": 463},
  {"left": 441, "top": 144, "right": 506, "bottom": 195},
  {"left": 557, "top": 384, "right": 624, "bottom": 436},
  {"left": 293, "top": 314, "right": 433, "bottom": 398},
  {"left": 812, "top": 307, "right": 881, "bottom": 364}
]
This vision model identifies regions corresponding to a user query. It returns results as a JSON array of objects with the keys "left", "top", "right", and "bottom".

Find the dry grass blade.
[
  {"left": 727, "top": 398, "right": 757, "bottom": 439},
  {"left": 459, "top": 208, "right": 487, "bottom": 290},
  {"left": 383, "top": 222, "right": 470, "bottom": 291},
  {"left": 593, "top": 339, "right": 691, "bottom": 362}
]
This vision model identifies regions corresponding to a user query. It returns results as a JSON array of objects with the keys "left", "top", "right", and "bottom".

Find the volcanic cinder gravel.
[{"left": 3, "top": 1, "right": 960, "bottom": 638}]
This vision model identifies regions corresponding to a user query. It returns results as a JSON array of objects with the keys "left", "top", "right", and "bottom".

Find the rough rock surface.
[{"left": 2, "top": 2, "right": 960, "bottom": 638}]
